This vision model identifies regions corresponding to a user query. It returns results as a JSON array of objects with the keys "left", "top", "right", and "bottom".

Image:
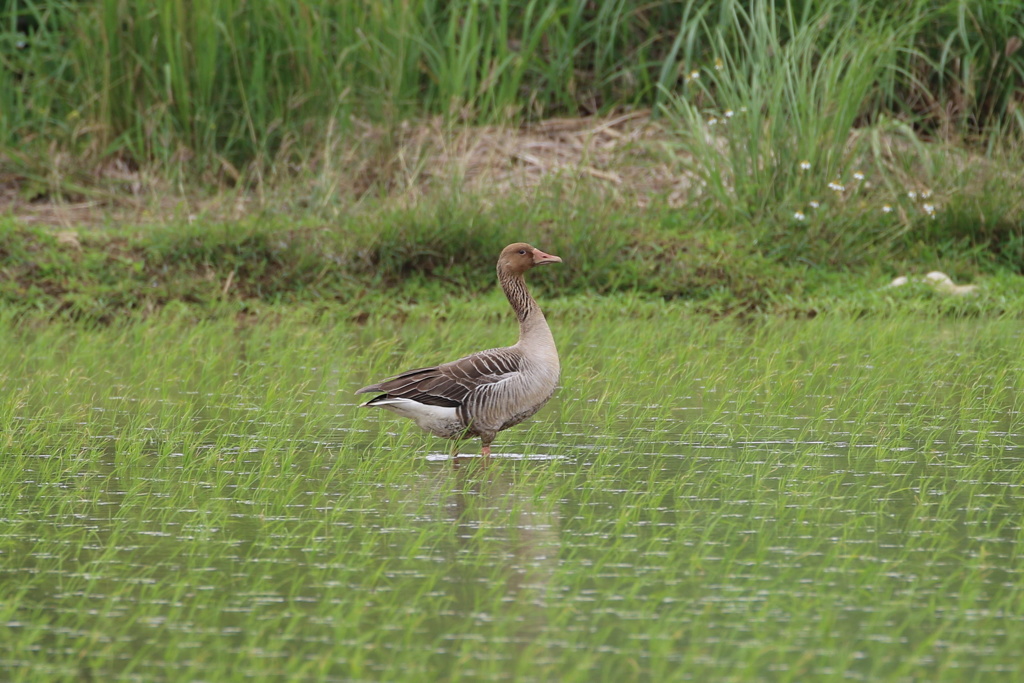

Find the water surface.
[{"left": 2, "top": 314, "right": 1022, "bottom": 681}]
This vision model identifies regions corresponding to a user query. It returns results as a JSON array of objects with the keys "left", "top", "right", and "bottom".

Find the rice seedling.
[{"left": 2, "top": 303, "right": 1023, "bottom": 681}]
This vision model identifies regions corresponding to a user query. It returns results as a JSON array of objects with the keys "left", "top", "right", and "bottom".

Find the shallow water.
[{"left": 2, "top": 314, "right": 1023, "bottom": 681}]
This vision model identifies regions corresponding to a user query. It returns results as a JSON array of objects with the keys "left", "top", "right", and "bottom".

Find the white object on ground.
[{"left": 886, "top": 271, "right": 978, "bottom": 296}]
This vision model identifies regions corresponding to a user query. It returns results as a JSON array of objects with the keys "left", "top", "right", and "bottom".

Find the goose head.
[{"left": 498, "top": 243, "right": 562, "bottom": 275}]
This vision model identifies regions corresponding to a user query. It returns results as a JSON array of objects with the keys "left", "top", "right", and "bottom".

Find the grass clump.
[
  {"left": 659, "top": 0, "right": 905, "bottom": 215},
  {"left": 656, "top": 0, "right": 1024, "bottom": 259}
]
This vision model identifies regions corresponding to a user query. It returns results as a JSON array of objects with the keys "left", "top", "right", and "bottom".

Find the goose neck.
[
  {"left": 499, "top": 269, "right": 551, "bottom": 342},
  {"left": 499, "top": 270, "right": 534, "bottom": 319}
]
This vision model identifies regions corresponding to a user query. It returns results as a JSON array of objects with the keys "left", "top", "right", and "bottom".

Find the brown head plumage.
[{"left": 497, "top": 243, "right": 562, "bottom": 276}]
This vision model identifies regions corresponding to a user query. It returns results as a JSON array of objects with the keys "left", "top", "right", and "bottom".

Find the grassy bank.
[
  {"left": 2, "top": 0, "right": 1023, "bottom": 321},
  {"left": 2, "top": 183, "right": 1023, "bottom": 322}
]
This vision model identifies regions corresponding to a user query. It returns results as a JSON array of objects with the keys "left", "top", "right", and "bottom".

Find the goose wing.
[{"left": 357, "top": 348, "right": 522, "bottom": 408}]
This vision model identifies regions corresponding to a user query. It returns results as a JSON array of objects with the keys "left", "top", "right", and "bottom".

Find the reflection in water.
[{"left": 417, "top": 461, "right": 561, "bottom": 663}]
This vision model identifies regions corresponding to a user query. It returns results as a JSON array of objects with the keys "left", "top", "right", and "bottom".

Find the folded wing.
[{"left": 357, "top": 348, "right": 523, "bottom": 409}]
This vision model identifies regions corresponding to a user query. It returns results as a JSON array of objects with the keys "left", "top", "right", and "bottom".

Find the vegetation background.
[
  {"left": 4, "top": 5, "right": 1024, "bottom": 680},
  {"left": 1, "top": 0, "right": 1023, "bottom": 318}
]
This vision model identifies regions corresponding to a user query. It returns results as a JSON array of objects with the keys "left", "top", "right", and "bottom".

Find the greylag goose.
[{"left": 356, "top": 243, "right": 562, "bottom": 459}]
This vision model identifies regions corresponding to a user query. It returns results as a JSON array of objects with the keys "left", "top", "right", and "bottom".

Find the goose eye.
[{"left": 518, "top": 249, "right": 527, "bottom": 255}]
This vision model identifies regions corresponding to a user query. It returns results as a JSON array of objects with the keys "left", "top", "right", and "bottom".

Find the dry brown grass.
[
  {"left": 1, "top": 112, "right": 701, "bottom": 228},
  {"left": 2, "top": 110, "right": 1011, "bottom": 231},
  {"left": 348, "top": 111, "right": 693, "bottom": 206}
]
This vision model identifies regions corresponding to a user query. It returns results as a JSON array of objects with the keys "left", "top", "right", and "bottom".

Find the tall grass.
[
  {"left": 656, "top": 0, "right": 1024, "bottom": 259},
  {"left": 0, "top": 0, "right": 664, "bottom": 179},
  {"left": 1, "top": 0, "right": 1021, "bottom": 183},
  {"left": 659, "top": 0, "right": 906, "bottom": 216},
  {"left": 909, "top": 0, "right": 1024, "bottom": 146}
]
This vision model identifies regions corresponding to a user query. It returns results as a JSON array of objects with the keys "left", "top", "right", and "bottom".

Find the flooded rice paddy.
[{"left": 2, "top": 306, "right": 1023, "bottom": 681}]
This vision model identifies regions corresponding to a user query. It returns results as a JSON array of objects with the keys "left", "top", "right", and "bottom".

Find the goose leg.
[{"left": 479, "top": 432, "right": 496, "bottom": 460}]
